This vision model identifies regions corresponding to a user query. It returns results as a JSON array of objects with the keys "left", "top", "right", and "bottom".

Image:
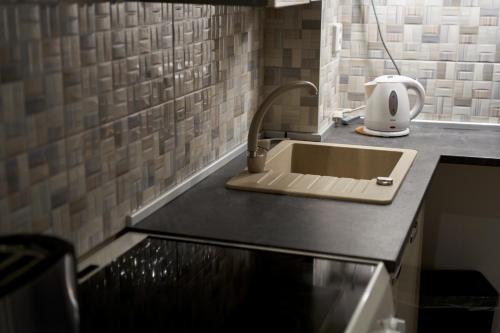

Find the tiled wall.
[
  {"left": 262, "top": 1, "right": 341, "bottom": 134},
  {"left": 339, "top": 0, "right": 500, "bottom": 123},
  {"left": 319, "top": 0, "right": 341, "bottom": 132},
  {"left": 0, "top": 1, "right": 263, "bottom": 255},
  {"left": 10, "top": 0, "right": 499, "bottom": 255},
  {"left": 262, "top": 2, "right": 322, "bottom": 133}
]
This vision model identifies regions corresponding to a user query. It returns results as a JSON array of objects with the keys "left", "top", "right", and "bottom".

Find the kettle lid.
[{"left": 373, "top": 75, "right": 409, "bottom": 83}]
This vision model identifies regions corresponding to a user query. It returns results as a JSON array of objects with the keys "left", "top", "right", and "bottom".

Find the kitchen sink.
[{"left": 226, "top": 140, "right": 417, "bottom": 204}]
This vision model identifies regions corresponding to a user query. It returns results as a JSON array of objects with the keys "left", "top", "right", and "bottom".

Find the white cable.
[
  {"left": 369, "top": 0, "right": 401, "bottom": 75},
  {"left": 347, "top": 105, "right": 366, "bottom": 113}
]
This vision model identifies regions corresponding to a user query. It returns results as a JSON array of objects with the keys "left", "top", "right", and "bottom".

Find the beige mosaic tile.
[
  {"left": 319, "top": 0, "right": 341, "bottom": 132},
  {"left": 262, "top": 2, "right": 322, "bottom": 133},
  {"left": 262, "top": 0, "right": 342, "bottom": 134},
  {"left": 339, "top": 0, "right": 500, "bottom": 123},
  {"left": 339, "top": 58, "right": 500, "bottom": 123},
  {"left": 0, "top": 2, "right": 263, "bottom": 255}
]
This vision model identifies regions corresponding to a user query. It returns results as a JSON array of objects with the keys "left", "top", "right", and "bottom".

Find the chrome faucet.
[{"left": 247, "top": 81, "right": 319, "bottom": 173}]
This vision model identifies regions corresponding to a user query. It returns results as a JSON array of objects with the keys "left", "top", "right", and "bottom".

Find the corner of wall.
[
  {"left": 261, "top": 0, "right": 342, "bottom": 134},
  {"left": 262, "top": 2, "right": 322, "bottom": 133}
]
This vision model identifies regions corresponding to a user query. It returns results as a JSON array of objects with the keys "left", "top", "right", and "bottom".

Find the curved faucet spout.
[{"left": 247, "top": 80, "right": 318, "bottom": 173}]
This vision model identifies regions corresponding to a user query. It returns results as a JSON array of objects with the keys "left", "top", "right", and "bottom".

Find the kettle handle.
[{"left": 401, "top": 77, "right": 425, "bottom": 119}]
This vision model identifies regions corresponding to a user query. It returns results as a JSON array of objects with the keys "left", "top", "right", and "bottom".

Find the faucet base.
[{"left": 247, "top": 150, "right": 267, "bottom": 173}]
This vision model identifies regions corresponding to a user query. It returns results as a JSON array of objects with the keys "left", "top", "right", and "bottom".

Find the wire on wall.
[{"left": 370, "top": 0, "right": 401, "bottom": 75}]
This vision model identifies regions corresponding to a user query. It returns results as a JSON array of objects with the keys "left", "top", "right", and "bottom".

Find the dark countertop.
[{"left": 132, "top": 122, "right": 500, "bottom": 272}]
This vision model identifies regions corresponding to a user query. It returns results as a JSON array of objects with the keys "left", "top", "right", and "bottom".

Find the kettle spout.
[{"left": 364, "top": 81, "right": 377, "bottom": 98}]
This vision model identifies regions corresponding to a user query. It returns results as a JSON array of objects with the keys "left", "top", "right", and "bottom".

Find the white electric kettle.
[{"left": 363, "top": 75, "right": 425, "bottom": 137}]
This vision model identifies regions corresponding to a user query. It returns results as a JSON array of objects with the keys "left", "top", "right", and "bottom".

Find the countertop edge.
[{"left": 130, "top": 124, "right": 500, "bottom": 273}]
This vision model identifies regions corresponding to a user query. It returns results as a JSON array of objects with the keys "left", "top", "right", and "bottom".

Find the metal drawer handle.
[
  {"left": 409, "top": 223, "right": 418, "bottom": 244},
  {"left": 392, "top": 264, "right": 402, "bottom": 282}
]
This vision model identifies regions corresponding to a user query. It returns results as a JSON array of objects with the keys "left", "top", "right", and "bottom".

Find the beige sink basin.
[{"left": 226, "top": 140, "right": 417, "bottom": 204}]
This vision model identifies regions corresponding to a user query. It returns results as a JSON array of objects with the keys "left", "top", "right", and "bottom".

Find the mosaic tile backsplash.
[
  {"left": 4, "top": 0, "right": 500, "bottom": 256},
  {"left": 319, "top": 0, "right": 341, "bottom": 132},
  {"left": 261, "top": 1, "right": 342, "bottom": 134},
  {"left": 262, "top": 2, "right": 322, "bottom": 133},
  {"left": 0, "top": 2, "right": 263, "bottom": 255},
  {"left": 339, "top": 0, "right": 500, "bottom": 123}
]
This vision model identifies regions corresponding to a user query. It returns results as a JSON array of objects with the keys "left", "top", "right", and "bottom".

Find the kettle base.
[{"left": 356, "top": 126, "right": 410, "bottom": 138}]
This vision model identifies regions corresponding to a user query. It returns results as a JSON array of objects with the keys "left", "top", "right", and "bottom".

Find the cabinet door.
[
  {"left": 392, "top": 207, "right": 424, "bottom": 333},
  {"left": 267, "top": 0, "right": 310, "bottom": 8}
]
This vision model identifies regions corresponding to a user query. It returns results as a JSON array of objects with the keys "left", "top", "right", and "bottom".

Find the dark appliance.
[
  {"left": 0, "top": 235, "right": 79, "bottom": 333},
  {"left": 78, "top": 234, "right": 377, "bottom": 333}
]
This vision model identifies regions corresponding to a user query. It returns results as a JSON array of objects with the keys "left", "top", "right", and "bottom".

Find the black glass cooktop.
[{"left": 78, "top": 236, "right": 376, "bottom": 333}]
